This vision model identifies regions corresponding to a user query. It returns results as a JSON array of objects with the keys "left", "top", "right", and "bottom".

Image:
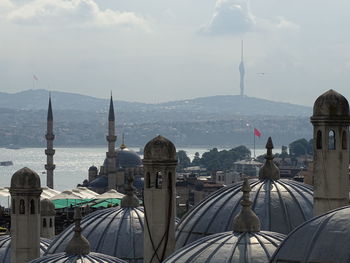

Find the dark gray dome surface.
[
  {"left": 0, "top": 235, "right": 50, "bottom": 263},
  {"left": 176, "top": 179, "right": 313, "bottom": 249},
  {"left": 29, "top": 252, "right": 127, "bottom": 263},
  {"left": 88, "top": 176, "right": 108, "bottom": 188},
  {"left": 46, "top": 207, "right": 144, "bottom": 263},
  {"left": 165, "top": 231, "right": 285, "bottom": 263},
  {"left": 271, "top": 205, "right": 350, "bottom": 263},
  {"left": 103, "top": 147, "right": 142, "bottom": 169},
  {"left": 313, "top": 89, "right": 350, "bottom": 117}
]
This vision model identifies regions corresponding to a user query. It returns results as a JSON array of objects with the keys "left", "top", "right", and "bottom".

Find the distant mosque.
[{"left": 1, "top": 88, "right": 350, "bottom": 263}]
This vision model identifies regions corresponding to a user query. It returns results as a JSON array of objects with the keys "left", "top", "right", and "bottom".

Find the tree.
[
  {"left": 191, "top": 152, "right": 201, "bottom": 166},
  {"left": 289, "top": 138, "right": 309, "bottom": 157},
  {"left": 177, "top": 150, "right": 191, "bottom": 170}
]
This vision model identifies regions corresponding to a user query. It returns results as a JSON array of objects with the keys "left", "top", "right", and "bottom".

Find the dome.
[
  {"left": 165, "top": 231, "right": 285, "bottom": 263},
  {"left": 176, "top": 179, "right": 313, "bottom": 248},
  {"left": 41, "top": 198, "right": 55, "bottom": 216},
  {"left": 103, "top": 147, "right": 142, "bottom": 169},
  {"left": 312, "top": 89, "right": 350, "bottom": 118},
  {"left": 10, "top": 167, "right": 41, "bottom": 189},
  {"left": 88, "top": 165, "right": 98, "bottom": 172},
  {"left": 29, "top": 252, "right": 126, "bottom": 263},
  {"left": 88, "top": 176, "right": 108, "bottom": 188},
  {"left": 144, "top": 135, "right": 177, "bottom": 161},
  {"left": 0, "top": 235, "right": 50, "bottom": 263},
  {"left": 46, "top": 207, "right": 144, "bottom": 263},
  {"left": 271, "top": 205, "right": 350, "bottom": 263}
]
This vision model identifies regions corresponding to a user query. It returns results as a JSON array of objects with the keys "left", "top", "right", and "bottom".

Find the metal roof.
[
  {"left": 46, "top": 207, "right": 144, "bottom": 263},
  {"left": 166, "top": 231, "right": 285, "bottom": 263},
  {"left": 0, "top": 235, "right": 50, "bottom": 263},
  {"left": 29, "top": 252, "right": 126, "bottom": 263},
  {"left": 271, "top": 205, "right": 350, "bottom": 263},
  {"left": 176, "top": 178, "right": 313, "bottom": 249}
]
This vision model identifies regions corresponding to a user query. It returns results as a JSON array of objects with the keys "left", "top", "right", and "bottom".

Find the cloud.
[
  {"left": 0, "top": 0, "right": 14, "bottom": 12},
  {"left": 201, "top": 0, "right": 298, "bottom": 36},
  {"left": 5, "top": 0, "right": 149, "bottom": 30}
]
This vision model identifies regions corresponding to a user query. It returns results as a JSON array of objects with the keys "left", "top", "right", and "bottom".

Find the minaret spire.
[
  {"left": 45, "top": 95, "right": 55, "bottom": 188},
  {"left": 106, "top": 94, "right": 117, "bottom": 190},
  {"left": 239, "top": 40, "right": 245, "bottom": 97}
]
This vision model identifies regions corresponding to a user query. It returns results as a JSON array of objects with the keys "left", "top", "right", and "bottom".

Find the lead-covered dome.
[
  {"left": 10, "top": 167, "right": 41, "bottom": 189},
  {"left": 46, "top": 207, "right": 144, "bottom": 263},
  {"left": 176, "top": 178, "right": 313, "bottom": 248},
  {"left": 0, "top": 235, "right": 50, "bottom": 263},
  {"left": 166, "top": 231, "right": 285, "bottom": 263},
  {"left": 271, "top": 205, "right": 350, "bottom": 263},
  {"left": 29, "top": 252, "right": 127, "bottom": 263},
  {"left": 312, "top": 89, "right": 350, "bottom": 117},
  {"left": 144, "top": 135, "right": 176, "bottom": 161},
  {"left": 103, "top": 147, "right": 142, "bottom": 169}
]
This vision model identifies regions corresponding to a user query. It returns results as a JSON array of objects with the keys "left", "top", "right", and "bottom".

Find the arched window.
[
  {"left": 19, "top": 199, "right": 25, "bottom": 214},
  {"left": 156, "top": 172, "right": 162, "bottom": 189},
  {"left": 30, "top": 199, "right": 35, "bottom": 214},
  {"left": 328, "top": 130, "right": 336, "bottom": 150},
  {"left": 316, "top": 130, "right": 322, "bottom": 149},
  {"left": 43, "top": 218, "right": 47, "bottom": 227},
  {"left": 49, "top": 218, "right": 53, "bottom": 228},
  {"left": 342, "top": 130, "right": 347, "bottom": 150},
  {"left": 12, "top": 199, "right": 15, "bottom": 214},
  {"left": 146, "top": 172, "right": 151, "bottom": 188}
]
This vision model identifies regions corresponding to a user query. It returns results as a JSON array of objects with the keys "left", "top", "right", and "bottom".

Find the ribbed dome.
[
  {"left": 29, "top": 252, "right": 127, "bottom": 263},
  {"left": 271, "top": 205, "right": 350, "bottom": 263},
  {"left": 166, "top": 231, "right": 285, "bottom": 263},
  {"left": 176, "top": 179, "right": 313, "bottom": 248},
  {"left": 0, "top": 235, "right": 50, "bottom": 263},
  {"left": 10, "top": 167, "right": 41, "bottom": 189},
  {"left": 312, "top": 89, "right": 350, "bottom": 118},
  {"left": 103, "top": 147, "right": 142, "bottom": 169},
  {"left": 46, "top": 207, "right": 144, "bottom": 263},
  {"left": 144, "top": 135, "right": 177, "bottom": 161}
]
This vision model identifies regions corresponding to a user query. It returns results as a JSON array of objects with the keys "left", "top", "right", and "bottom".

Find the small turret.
[{"left": 40, "top": 198, "right": 56, "bottom": 239}]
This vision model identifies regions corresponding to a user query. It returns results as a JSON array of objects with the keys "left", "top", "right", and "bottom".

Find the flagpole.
[{"left": 253, "top": 129, "right": 256, "bottom": 159}]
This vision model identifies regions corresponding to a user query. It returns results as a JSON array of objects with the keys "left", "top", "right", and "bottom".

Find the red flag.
[
  {"left": 254, "top": 128, "right": 261, "bottom": 137},
  {"left": 33, "top": 75, "right": 38, "bottom": 81}
]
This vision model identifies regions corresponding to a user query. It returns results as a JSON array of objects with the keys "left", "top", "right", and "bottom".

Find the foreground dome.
[
  {"left": 271, "top": 205, "right": 350, "bottom": 263},
  {"left": 29, "top": 252, "right": 126, "bottom": 263},
  {"left": 46, "top": 207, "right": 144, "bottom": 263},
  {"left": 176, "top": 179, "right": 313, "bottom": 248},
  {"left": 313, "top": 89, "right": 350, "bottom": 117},
  {"left": 0, "top": 235, "right": 50, "bottom": 263}
]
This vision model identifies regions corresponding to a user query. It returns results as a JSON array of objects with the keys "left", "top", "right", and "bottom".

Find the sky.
[{"left": 0, "top": 0, "right": 350, "bottom": 106}]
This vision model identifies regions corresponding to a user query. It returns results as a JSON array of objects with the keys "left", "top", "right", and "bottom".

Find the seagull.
[{"left": 257, "top": 72, "right": 269, "bottom": 76}]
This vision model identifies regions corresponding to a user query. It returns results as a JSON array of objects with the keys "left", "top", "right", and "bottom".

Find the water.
[{"left": 0, "top": 147, "right": 274, "bottom": 206}]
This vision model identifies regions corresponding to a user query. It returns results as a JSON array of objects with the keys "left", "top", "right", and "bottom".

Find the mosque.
[{"left": 0, "top": 88, "right": 350, "bottom": 263}]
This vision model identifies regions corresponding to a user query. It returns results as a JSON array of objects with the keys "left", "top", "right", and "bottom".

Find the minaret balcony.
[
  {"left": 45, "top": 134, "right": 55, "bottom": 140},
  {"left": 106, "top": 135, "right": 117, "bottom": 142},
  {"left": 45, "top": 149, "right": 56, "bottom": 155},
  {"left": 45, "top": 164, "right": 56, "bottom": 170}
]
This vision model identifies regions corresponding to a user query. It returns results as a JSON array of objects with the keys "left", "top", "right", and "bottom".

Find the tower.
[
  {"left": 143, "top": 135, "right": 178, "bottom": 263},
  {"left": 106, "top": 94, "right": 117, "bottom": 190},
  {"left": 311, "top": 89, "right": 350, "bottom": 216},
  {"left": 239, "top": 40, "right": 245, "bottom": 97},
  {"left": 45, "top": 95, "right": 55, "bottom": 189},
  {"left": 40, "top": 198, "right": 56, "bottom": 239},
  {"left": 10, "top": 167, "right": 42, "bottom": 263}
]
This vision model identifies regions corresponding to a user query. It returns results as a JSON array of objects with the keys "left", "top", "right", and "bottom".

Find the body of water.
[{"left": 0, "top": 147, "right": 273, "bottom": 192}]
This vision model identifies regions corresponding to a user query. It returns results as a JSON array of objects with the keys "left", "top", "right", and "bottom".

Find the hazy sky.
[{"left": 1, "top": 0, "right": 350, "bottom": 106}]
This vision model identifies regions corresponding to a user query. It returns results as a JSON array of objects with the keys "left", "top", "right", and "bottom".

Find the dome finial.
[
  {"left": 120, "top": 132, "right": 126, "bottom": 149},
  {"left": 259, "top": 137, "right": 280, "bottom": 180},
  {"left": 233, "top": 178, "right": 261, "bottom": 232},
  {"left": 65, "top": 207, "right": 91, "bottom": 255},
  {"left": 121, "top": 174, "right": 139, "bottom": 208}
]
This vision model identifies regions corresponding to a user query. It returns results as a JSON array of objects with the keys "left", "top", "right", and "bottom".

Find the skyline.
[{"left": 1, "top": 0, "right": 350, "bottom": 106}]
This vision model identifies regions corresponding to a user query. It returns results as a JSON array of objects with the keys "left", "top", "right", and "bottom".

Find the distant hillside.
[{"left": 0, "top": 89, "right": 311, "bottom": 117}]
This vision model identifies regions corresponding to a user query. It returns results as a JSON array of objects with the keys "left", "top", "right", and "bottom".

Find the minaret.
[
  {"left": 143, "top": 135, "right": 178, "bottom": 263},
  {"left": 45, "top": 95, "right": 55, "bottom": 189},
  {"left": 107, "top": 94, "right": 117, "bottom": 190},
  {"left": 239, "top": 40, "right": 245, "bottom": 97},
  {"left": 10, "top": 167, "right": 42, "bottom": 263},
  {"left": 311, "top": 89, "right": 350, "bottom": 216}
]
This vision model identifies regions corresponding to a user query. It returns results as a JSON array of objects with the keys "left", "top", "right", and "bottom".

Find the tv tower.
[{"left": 239, "top": 40, "right": 245, "bottom": 97}]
